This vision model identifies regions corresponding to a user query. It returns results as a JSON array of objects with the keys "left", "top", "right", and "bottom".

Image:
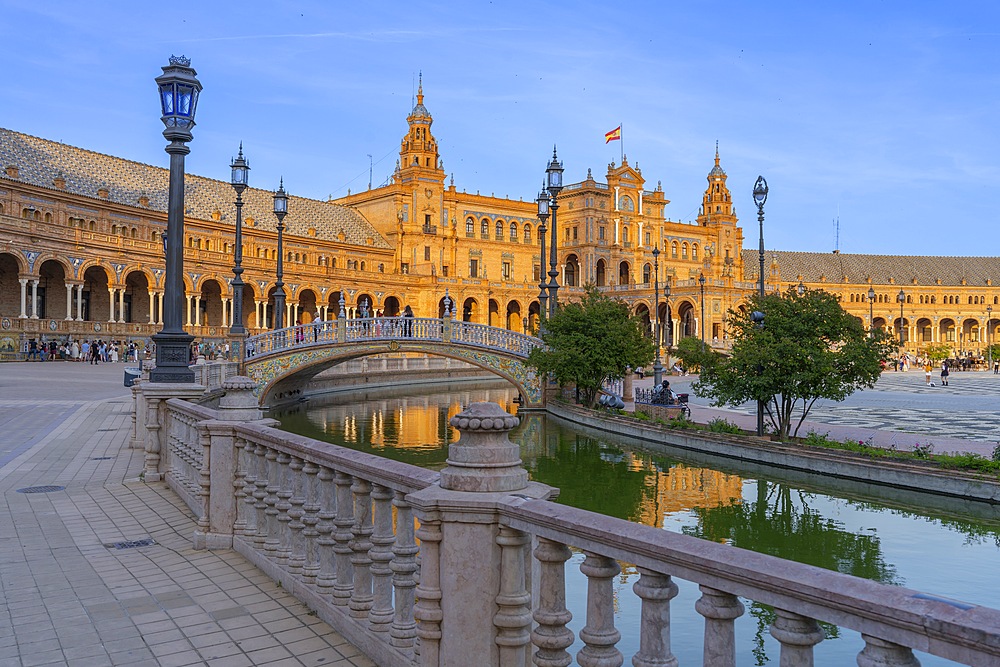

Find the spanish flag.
[{"left": 605, "top": 125, "right": 621, "bottom": 143}]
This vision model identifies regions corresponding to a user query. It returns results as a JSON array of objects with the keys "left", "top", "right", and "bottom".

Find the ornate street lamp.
[
  {"left": 987, "top": 305, "right": 993, "bottom": 371},
  {"left": 272, "top": 180, "right": 289, "bottom": 330},
  {"left": 868, "top": 286, "right": 876, "bottom": 337},
  {"left": 150, "top": 55, "right": 202, "bottom": 384},
  {"left": 699, "top": 273, "right": 707, "bottom": 351},
  {"left": 797, "top": 280, "right": 805, "bottom": 297},
  {"left": 536, "top": 185, "right": 550, "bottom": 321},
  {"left": 752, "top": 176, "right": 768, "bottom": 436},
  {"left": 652, "top": 246, "right": 663, "bottom": 385},
  {"left": 897, "top": 289, "right": 906, "bottom": 349},
  {"left": 545, "top": 146, "right": 564, "bottom": 317},
  {"left": 229, "top": 144, "right": 249, "bottom": 359}
]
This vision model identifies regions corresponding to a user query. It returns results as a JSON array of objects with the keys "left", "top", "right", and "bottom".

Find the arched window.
[
  {"left": 642, "top": 263, "right": 651, "bottom": 283},
  {"left": 495, "top": 220, "right": 503, "bottom": 239},
  {"left": 622, "top": 227, "right": 629, "bottom": 243},
  {"left": 969, "top": 296, "right": 974, "bottom": 305},
  {"left": 671, "top": 242, "right": 678, "bottom": 258},
  {"left": 523, "top": 223, "right": 532, "bottom": 243},
  {"left": 681, "top": 243, "right": 688, "bottom": 259},
  {"left": 692, "top": 244, "right": 699, "bottom": 261},
  {"left": 481, "top": 218, "right": 489, "bottom": 237},
  {"left": 620, "top": 195, "right": 634, "bottom": 212},
  {"left": 510, "top": 221, "right": 518, "bottom": 241},
  {"left": 44, "top": 212, "right": 52, "bottom": 223},
  {"left": 537, "top": 227, "right": 544, "bottom": 243},
  {"left": 466, "top": 217, "right": 474, "bottom": 236}
]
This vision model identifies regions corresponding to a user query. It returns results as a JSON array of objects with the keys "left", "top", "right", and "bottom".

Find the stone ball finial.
[{"left": 449, "top": 402, "right": 519, "bottom": 432}]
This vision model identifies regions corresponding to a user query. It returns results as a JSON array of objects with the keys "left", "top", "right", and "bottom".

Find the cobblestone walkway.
[{"left": 0, "top": 362, "right": 373, "bottom": 667}]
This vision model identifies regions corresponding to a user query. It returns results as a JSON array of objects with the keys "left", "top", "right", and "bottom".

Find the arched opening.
[
  {"left": 355, "top": 293, "right": 375, "bottom": 319},
  {"left": 0, "top": 253, "right": 21, "bottom": 318},
  {"left": 462, "top": 297, "right": 479, "bottom": 323},
  {"left": 199, "top": 279, "right": 224, "bottom": 327},
  {"left": 677, "top": 301, "right": 696, "bottom": 339},
  {"left": 382, "top": 296, "right": 401, "bottom": 317},
  {"left": 37, "top": 260, "right": 68, "bottom": 320},
  {"left": 634, "top": 303, "right": 651, "bottom": 338},
  {"left": 124, "top": 271, "right": 151, "bottom": 323},
  {"left": 872, "top": 317, "right": 887, "bottom": 331},
  {"left": 916, "top": 317, "right": 933, "bottom": 343},
  {"left": 82, "top": 266, "right": 111, "bottom": 322},
  {"left": 642, "top": 263, "right": 651, "bottom": 284},
  {"left": 506, "top": 301, "right": 522, "bottom": 331},
  {"left": 618, "top": 261, "right": 630, "bottom": 286},
  {"left": 438, "top": 296, "right": 452, "bottom": 318},
  {"left": 962, "top": 318, "right": 980, "bottom": 350},
  {"left": 564, "top": 254, "right": 580, "bottom": 287},
  {"left": 239, "top": 282, "right": 257, "bottom": 330},
  {"left": 595, "top": 259, "right": 607, "bottom": 287},
  {"left": 527, "top": 301, "right": 540, "bottom": 335},
  {"left": 488, "top": 299, "right": 500, "bottom": 327},
  {"left": 298, "top": 289, "right": 318, "bottom": 323},
  {"left": 939, "top": 318, "right": 956, "bottom": 344}
]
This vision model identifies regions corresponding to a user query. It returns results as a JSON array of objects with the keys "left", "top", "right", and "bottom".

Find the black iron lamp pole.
[
  {"left": 545, "top": 147, "right": 564, "bottom": 318},
  {"left": 898, "top": 289, "right": 906, "bottom": 349},
  {"left": 987, "top": 305, "right": 993, "bottom": 370},
  {"left": 536, "top": 185, "right": 550, "bottom": 323},
  {"left": 699, "top": 273, "right": 707, "bottom": 351},
  {"left": 652, "top": 246, "right": 663, "bottom": 386},
  {"left": 868, "top": 287, "right": 876, "bottom": 338},
  {"left": 229, "top": 144, "right": 249, "bottom": 360},
  {"left": 273, "top": 180, "right": 288, "bottom": 329},
  {"left": 665, "top": 276, "right": 672, "bottom": 353},
  {"left": 752, "top": 176, "right": 769, "bottom": 436},
  {"left": 150, "top": 55, "right": 202, "bottom": 384}
]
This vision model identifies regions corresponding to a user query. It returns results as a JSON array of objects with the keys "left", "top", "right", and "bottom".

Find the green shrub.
[
  {"left": 667, "top": 414, "right": 694, "bottom": 430},
  {"left": 707, "top": 418, "right": 743, "bottom": 434}
]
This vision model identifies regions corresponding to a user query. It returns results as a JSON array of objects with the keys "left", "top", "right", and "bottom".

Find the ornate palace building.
[{"left": 2, "top": 81, "right": 998, "bottom": 357}]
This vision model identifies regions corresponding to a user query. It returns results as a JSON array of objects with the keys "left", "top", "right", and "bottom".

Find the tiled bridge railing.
[{"left": 137, "top": 378, "right": 1000, "bottom": 667}]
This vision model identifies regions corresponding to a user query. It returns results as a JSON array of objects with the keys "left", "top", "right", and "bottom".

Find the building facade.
[{"left": 1, "top": 83, "right": 998, "bottom": 358}]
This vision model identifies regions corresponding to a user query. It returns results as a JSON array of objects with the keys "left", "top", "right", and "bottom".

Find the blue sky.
[{"left": 3, "top": 1, "right": 999, "bottom": 256}]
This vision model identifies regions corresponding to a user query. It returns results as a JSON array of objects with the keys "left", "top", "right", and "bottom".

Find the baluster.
[
  {"left": 857, "top": 635, "right": 920, "bottom": 667},
  {"left": 333, "top": 471, "right": 356, "bottom": 606},
  {"left": 274, "top": 452, "right": 293, "bottom": 566},
  {"left": 390, "top": 491, "right": 418, "bottom": 649},
  {"left": 531, "top": 537, "right": 574, "bottom": 667},
  {"left": 300, "top": 461, "right": 321, "bottom": 585},
  {"left": 195, "top": 423, "right": 211, "bottom": 537},
  {"left": 233, "top": 435, "right": 251, "bottom": 537},
  {"left": 349, "top": 478, "right": 374, "bottom": 619},
  {"left": 368, "top": 484, "right": 395, "bottom": 632},
  {"left": 631, "top": 569, "right": 679, "bottom": 667},
  {"left": 262, "top": 447, "right": 281, "bottom": 556},
  {"left": 251, "top": 444, "right": 268, "bottom": 548},
  {"left": 494, "top": 525, "right": 532, "bottom": 666},
  {"left": 695, "top": 585, "right": 745, "bottom": 667},
  {"left": 315, "top": 466, "right": 337, "bottom": 593},
  {"left": 414, "top": 514, "right": 443, "bottom": 666},
  {"left": 770, "top": 609, "right": 823, "bottom": 667},
  {"left": 286, "top": 456, "right": 307, "bottom": 576},
  {"left": 577, "top": 552, "right": 623, "bottom": 667}
]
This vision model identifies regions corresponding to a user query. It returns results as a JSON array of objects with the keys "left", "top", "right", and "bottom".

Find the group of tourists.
[{"left": 25, "top": 338, "right": 141, "bottom": 363}]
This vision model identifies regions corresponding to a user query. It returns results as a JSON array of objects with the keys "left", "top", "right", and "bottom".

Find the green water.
[{"left": 273, "top": 383, "right": 1000, "bottom": 667}]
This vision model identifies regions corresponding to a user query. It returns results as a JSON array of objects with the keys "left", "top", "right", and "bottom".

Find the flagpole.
[{"left": 620, "top": 123, "right": 624, "bottom": 163}]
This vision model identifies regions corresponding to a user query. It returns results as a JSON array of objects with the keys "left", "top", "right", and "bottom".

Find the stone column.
[
  {"left": 107, "top": 287, "right": 116, "bottom": 323},
  {"left": 76, "top": 284, "right": 84, "bottom": 321},
  {"left": 408, "top": 402, "right": 555, "bottom": 667},
  {"left": 118, "top": 288, "right": 126, "bottom": 323},
  {"left": 64, "top": 283, "right": 74, "bottom": 320},
  {"left": 18, "top": 278, "right": 28, "bottom": 318},
  {"left": 185, "top": 294, "right": 193, "bottom": 326},
  {"left": 194, "top": 297, "right": 202, "bottom": 327},
  {"left": 157, "top": 292, "right": 164, "bottom": 325},
  {"left": 193, "top": 376, "right": 265, "bottom": 550},
  {"left": 30, "top": 279, "right": 39, "bottom": 319},
  {"left": 221, "top": 297, "right": 230, "bottom": 328},
  {"left": 148, "top": 291, "right": 156, "bottom": 324}
]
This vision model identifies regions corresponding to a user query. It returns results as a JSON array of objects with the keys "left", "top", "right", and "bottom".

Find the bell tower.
[
  {"left": 697, "top": 144, "right": 743, "bottom": 280},
  {"left": 397, "top": 74, "right": 444, "bottom": 182},
  {"left": 697, "top": 142, "right": 736, "bottom": 227}
]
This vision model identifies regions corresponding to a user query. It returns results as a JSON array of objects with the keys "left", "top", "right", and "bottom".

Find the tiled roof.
[
  {"left": 742, "top": 249, "right": 1000, "bottom": 287},
  {"left": 0, "top": 128, "right": 390, "bottom": 249}
]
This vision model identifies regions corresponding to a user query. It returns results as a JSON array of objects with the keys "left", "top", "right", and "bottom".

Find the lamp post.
[
  {"left": 699, "top": 273, "right": 707, "bottom": 351},
  {"left": 897, "top": 289, "right": 906, "bottom": 349},
  {"left": 665, "top": 276, "right": 672, "bottom": 353},
  {"left": 987, "top": 305, "right": 993, "bottom": 371},
  {"left": 229, "top": 144, "right": 249, "bottom": 361},
  {"left": 752, "top": 176, "right": 768, "bottom": 436},
  {"left": 652, "top": 246, "right": 663, "bottom": 385},
  {"left": 797, "top": 280, "right": 805, "bottom": 297},
  {"left": 150, "top": 56, "right": 201, "bottom": 384},
  {"left": 868, "top": 286, "right": 876, "bottom": 337},
  {"left": 272, "top": 180, "right": 288, "bottom": 330},
  {"left": 536, "top": 185, "right": 550, "bottom": 321},
  {"left": 545, "top": 147, "right": 564, "bottom": 318}
]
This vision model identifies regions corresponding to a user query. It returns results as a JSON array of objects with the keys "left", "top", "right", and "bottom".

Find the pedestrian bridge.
[{"left": 242, "top": 317, "right": 545, "bottom": 408}]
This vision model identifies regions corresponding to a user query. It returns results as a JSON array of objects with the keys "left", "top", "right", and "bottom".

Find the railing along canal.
[
  {"left": 244, "top": 318, "right": 540, "bottom": 360},
  {"left": 142, "top": 381, "right": 1000, "bottom": 667}
]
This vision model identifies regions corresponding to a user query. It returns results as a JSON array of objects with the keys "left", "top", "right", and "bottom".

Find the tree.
[
  {"left": 694, "top": 288, "right": 896, "bottom": 440},
  {"left": 527, "top": 288, "right": 654, "bottom": 408},
  {"left": 924, "top": 343, "right": 952, "bottom": 363},
  {"left": 672, "top": 335, "right": 718, "bottom": 373}
]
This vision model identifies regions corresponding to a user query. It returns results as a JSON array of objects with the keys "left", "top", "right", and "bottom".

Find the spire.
[
  {"left": 714, "top": 140, "right": 720, "bottom": 167},
  {"left": 417, "top": 71, "right": 423, "bottom": 106},
  {"left": 410, "top": 71, "right": 430, "bottom": 118}
]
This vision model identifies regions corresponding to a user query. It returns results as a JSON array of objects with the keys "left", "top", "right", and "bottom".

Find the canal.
[{"left": 273, "top": 381, "right": 1000, "bottom": 667}]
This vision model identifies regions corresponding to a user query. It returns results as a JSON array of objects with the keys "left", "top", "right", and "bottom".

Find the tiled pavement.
[{"left": 0, "top": 362, "right": 374, "bottom": 667}]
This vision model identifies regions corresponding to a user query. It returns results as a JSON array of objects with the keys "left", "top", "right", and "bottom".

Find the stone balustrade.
[{"left": 138, "top": 380, "right": 1000, "bottom": 667}]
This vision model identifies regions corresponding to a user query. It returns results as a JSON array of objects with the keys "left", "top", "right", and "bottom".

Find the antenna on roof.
[{"left": 834, "top": 205, "right": 840, "bottom": 253}]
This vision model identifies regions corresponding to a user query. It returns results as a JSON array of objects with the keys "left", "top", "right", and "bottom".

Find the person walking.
[
  {"left": 924, "top": 362, "right": 933, "bottom": 386},
  {"left": 940, "top": 361, "right": 949, "bottom": 387},
  {"left": 994, "top": 359, "right": 999, "bottom": 375}
]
